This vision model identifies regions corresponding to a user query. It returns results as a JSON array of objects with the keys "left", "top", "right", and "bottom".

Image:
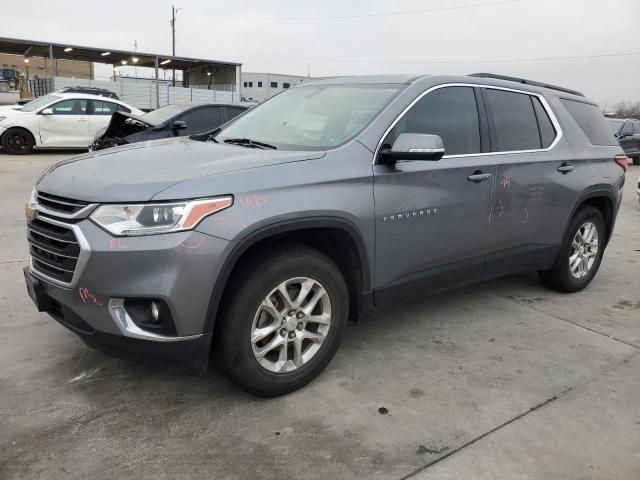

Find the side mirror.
[
  {"left": 40, "top": 108, "right": 53, "bottom": 115},
  {"left": 379, "top": 133, "right": 445, "bottom": 163},
  {"left": 172, "top": 120, "right": 187, "bottom": 130}
]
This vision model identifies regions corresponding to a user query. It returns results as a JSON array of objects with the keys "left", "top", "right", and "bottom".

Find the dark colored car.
[
  {"left": 90, "top": 102, "right": 249, "bottom": 150},
  {"left": 24, "top": 74, "right": 625, "bottom": 396},
  {"left": 58, "top": 86, "right": 119, "bottom": 99},
  {"left": 609, "top": 118, "right": 640, "bottom": 164}
]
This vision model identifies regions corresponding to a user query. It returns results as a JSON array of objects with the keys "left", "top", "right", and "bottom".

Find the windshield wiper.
[{"left": 223, "top": 138, "right": 277, "bottom": 150}]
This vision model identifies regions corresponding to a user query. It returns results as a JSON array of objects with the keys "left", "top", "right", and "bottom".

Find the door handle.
[
  {"left": 467, "top": 172, "right": 493, "bottom": 183},
  {"left": 76, "top": 118, "right": 88, "bottom": 122},
  {"left": 557, "top": 164, "right": 574, "bottom": 174}
]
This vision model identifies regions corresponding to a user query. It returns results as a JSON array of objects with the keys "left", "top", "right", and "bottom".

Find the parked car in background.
[
  {"left": 0, "top": 93, "right": 143, "bottom": 154},
  {"left": 90, "top": 102, "right": 249, "bottom": 150},
  {"left": 24, "top": 74, "right": 625, "bottom": 396},
  {"left": 57, "top": 86, "right": 119, "bottom": 99},
  {"left": 609, "top": 118, "right": 640, "bottom": 165}
]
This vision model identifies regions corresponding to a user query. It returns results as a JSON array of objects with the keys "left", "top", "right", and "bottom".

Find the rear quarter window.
[{"left": 560, "top": 99, "right": 618, "bottom": 146}]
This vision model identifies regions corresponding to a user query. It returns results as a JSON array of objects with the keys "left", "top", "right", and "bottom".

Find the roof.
[
  {"left": 299, "top": 73, "right": 591, "bottom": 103},
  {"left": 301, "top": 74, "right": 425, "bottom": 86},
  {"left": 0, "top": 37, "right": 241, "bottom": 71}
]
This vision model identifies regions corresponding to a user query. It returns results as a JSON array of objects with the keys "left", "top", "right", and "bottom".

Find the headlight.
[{"left": 90, "top": 196, "right": 233, "bottom": 236}]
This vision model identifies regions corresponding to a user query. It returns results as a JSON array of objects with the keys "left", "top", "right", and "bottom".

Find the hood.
[
  {"left": 37, "top": 137, "right": 325, "bottom": 202},
  {"left": 0, "top": 105, "right": 23, "bottom": 111},
  {"left": 0, "top": 106, "right": 27, "bottom": 115}
]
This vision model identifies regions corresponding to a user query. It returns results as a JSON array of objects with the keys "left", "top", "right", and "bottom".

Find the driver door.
[
  {"left": 39, "top": 99, "right": 90, "bottom": 147},
  {"left": 373, "top": 86, "right": 495, "bottom": 304}
]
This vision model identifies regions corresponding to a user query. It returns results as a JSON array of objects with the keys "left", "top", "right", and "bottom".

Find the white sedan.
[{"left": 0, "top": 93, "right": 143, "bottom": 154}]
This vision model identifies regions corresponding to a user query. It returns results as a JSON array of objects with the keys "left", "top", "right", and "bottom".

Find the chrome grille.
[
  {"left": 28, "top": 216, "right": 80, "bottom": 284},
  {"left": 36, "top": 192, "right": 89, "bottom": 216}
]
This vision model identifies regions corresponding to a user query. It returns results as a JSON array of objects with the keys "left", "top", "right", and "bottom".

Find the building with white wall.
[{"left": 241, "top": 72, "right": 319, "bottom": 102}]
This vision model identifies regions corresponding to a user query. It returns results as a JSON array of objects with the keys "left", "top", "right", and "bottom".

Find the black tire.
[
  {"left": 1, "top": 128, "right": 35, "bottom": 155},
  {"left": 214, "top": 243, "right": 349, "bottom": 397},
  {"left": 538, "top": 206, "right": 606, "bottom": 293}
]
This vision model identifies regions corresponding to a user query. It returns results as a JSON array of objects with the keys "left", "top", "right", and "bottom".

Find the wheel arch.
[
  {"left": 203, "top": 216, "right": 372, "bottom": 334},
  {"left": 1, "top": 125, "right": 38, "bottom": 149},
  {"left": 566, "top": 187, "right": 617, "bottom": 246}
]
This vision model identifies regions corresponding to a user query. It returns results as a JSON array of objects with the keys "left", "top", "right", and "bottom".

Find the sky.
[{"left": 2, "top": 0, "right": 639, "bottom": 108}]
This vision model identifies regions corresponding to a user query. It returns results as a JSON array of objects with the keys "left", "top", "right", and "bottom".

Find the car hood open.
[{"left": 36, "top": 137, "right": 325, "bottom": 202}]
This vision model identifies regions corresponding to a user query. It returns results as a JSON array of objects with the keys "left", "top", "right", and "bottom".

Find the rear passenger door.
[
  {"left": 373, "top": 86, "right": 496, "bottom": 303},
  {"left": 481, "top": 87, "right": 576, "bottom": 275}
]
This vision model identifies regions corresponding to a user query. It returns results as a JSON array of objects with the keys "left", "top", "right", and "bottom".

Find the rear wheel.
[
  {"left": 538, "top": 206, "right": 606, "bottom": 292},
  {"left": 214, "top": 244, "right": 349, "bottom": 396},
  {"left": 1, "top": 128, "right": 35, "bottom": 155}
]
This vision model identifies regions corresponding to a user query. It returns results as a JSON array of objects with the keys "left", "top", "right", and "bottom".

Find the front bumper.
[{"left": 26, "top": 217, "right": 231, "bottom": 369}]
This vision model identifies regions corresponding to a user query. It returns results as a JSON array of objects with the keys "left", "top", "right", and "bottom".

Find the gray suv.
[{"left": 23, "top": 73, "right": 627, "bottom": 396}]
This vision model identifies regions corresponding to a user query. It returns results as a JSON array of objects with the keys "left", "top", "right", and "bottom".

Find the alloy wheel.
[
  {"left": 569, "top": 221, "right": 599, "bottom": 279},
  {"left": 250, "top": 276, "right": 332, "bottom": 374}
]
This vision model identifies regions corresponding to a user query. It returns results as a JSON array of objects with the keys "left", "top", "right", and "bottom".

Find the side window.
[
  {"left": 223, "top": 106, "right": 246, "bottom": 122},
  {"left": 49, "top": 99, "right": 88, "bottom": 115},
  {"left": 634, "top": 122, "right": 640, "bottom": 134},
  {"left": 384, "top": 86, "right": 481, "bottom": 156},
  {"left": 559, "top": 99, "right": 618, "bottom": 146},
  {"left": 91, "top": 100, "right": 119, "bottom": 115},
  {"left": 179, "top": 107, "right": 222, "bottom": 132},
  {"left": 484, "top": 89, "right": 541, "bottom": 151},
  {"left": 622, "top": 122, "right": 634, "bottom": 136},
  {"left": 116, "top": 104, "right": 131, "bottom": 113},
  {"left": 531, "top": 97, "right": 557, "bottom": 148}
]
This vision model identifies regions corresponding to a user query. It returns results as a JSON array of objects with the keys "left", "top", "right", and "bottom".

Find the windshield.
[
  {"left": 20, "top": 94, "right": 62, "bottom": 112},
  {"left": 608, "top": 119, "right": 624, "bottom": 134},
  {"left": 142, "top": 104, "right": 191, "bottom": 125},
  {"left": 216, "top": 84, "right": 402, "bottom": 150}
]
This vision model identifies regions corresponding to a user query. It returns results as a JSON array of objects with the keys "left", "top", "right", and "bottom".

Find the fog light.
[
  {"left": 150, "top": 301, "right": 160, "bottom": 322},
  {"left": 122, "top": 298, "right": 177, "bottom": 336}
]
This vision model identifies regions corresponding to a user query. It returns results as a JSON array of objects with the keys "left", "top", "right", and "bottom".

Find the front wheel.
[
  {"left": 1, "top": 128, "right": 35, "bottom": 155},
  {"left": 214, "top": 244, "right": 349, "bottom": 396},
  {"left": 538, "top": 206, "right": 606, "bottom": 292}
]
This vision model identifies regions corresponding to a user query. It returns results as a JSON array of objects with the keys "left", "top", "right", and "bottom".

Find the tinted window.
[
  {"left": 385, "top": 86, "right": 481, "bottom": 156},
  {"left": 621, "top": 122, "right": 634, "bottom": 136},
  {"left": 560, "top": 99, "right": 618, "bottom": 146},
  {"left": 50, "top": 99, "right": 87, "bottom": 115},
  {"left": 224, "top": 106, "right": 246, "bottom": 122},
  {"left": 179, "top": 107, "right": 222, "bottom": 132},
  {"left": 91, "top": 100, "right": 119, "bottom": 115},
  {"left": 532, "top": 97, "right": 556, "bottom": 148},
  {"left": 485, "top": 89, "right": 540, "bottom": 151}
]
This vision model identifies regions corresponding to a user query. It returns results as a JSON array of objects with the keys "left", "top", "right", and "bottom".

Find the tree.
[{"left": 614, "top": 101, "right": 640, "bottom": 119}]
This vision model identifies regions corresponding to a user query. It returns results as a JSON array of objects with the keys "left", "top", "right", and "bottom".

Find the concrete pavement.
[{"left": 0, "top": 151, "right": 638, "bottom": 479}]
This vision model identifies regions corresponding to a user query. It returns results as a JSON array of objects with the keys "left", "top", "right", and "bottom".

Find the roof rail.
[{"left": 469, "top": 73, "right": 585, "bottom": 97}]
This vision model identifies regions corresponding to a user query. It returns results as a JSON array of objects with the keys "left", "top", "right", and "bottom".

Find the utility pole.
[{"left": 171, "top": 5, "right": 177, "bottom": 86}]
